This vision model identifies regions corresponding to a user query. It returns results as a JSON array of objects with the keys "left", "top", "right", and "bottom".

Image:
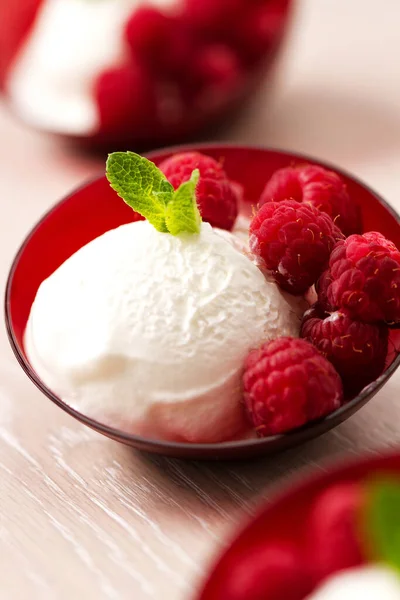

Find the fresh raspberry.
[
  {"left": 301, "top": 305, "right": 389, "bottom": 395},
  {"left": 249, "top": 199, "right": 344, "bottom": 295},
  {"left": 94, "top": 62, "right": 155, "bottom": 136},
  {"left": 125, "top": 7, "right": 193, "bottom": 76},
  {"left": 316, "top": 269, "right": 334, "bottom": 312},
  {"left": 260, "top": 165, "right": 362, "bottom": 236},
  {"left": 159, "top": 152, "right": 238, "bottom": 230},
  {"left": 317, "top": 232, "right": 400, "bottom": 324},
  {"left": 307, "top": 483, "right": 366, "bottom": 582},
  {"left": 243, "top": 338, "right": 343, "bottom": 437},
  {"left": 220, "top": 542, "right": 312, "bottom": 600}
]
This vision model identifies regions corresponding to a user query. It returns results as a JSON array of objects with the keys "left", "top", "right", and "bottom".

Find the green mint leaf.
[
  {"left": 366, "top": 479, "right": 400, "bottom": 570},
  {"left": 106, "top": 151, "right": 174, "bottom": 233},
  {"left": 165, "top": 169, "right": 201, "bottom": 235}
]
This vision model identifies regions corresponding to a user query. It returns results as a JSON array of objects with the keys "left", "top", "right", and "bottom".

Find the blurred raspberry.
[
  {"left": 233, "top": 0, "right": 289, "bottom": 63},
  {"left": 260, "top": 165, "right": 362, "bottom": 236},
  {"left": 221, "top": 542, "right": 312, "bottom": 600},
  {"left": 159, "top": 152, "right": 238, "bottom": 230},
  {"left": 317, "top": 232, "right": 400, "bottom": 323},
  {"left": 183, "top": 0, "right": 246, "bottom": 32},
  {"left": 249, "top": 199, "right": 344, "bottom": 295},
  {"left": 125, "top": 7, "right": 193, "bottom": 76},
  {"left": 301, "top": 304, "right": 389, "bottom": 395},
  {"left": 194, "top": 44, "right": 242, "bottom": 88},
  {"left": 307, "top": 483, "right": 366, "bottom": 582},
  {"left": 243, "top": 337, "right": 343, "bottom": 437},
  {"left": 94, "top": 61, "right": 155, "bottom": 138}
]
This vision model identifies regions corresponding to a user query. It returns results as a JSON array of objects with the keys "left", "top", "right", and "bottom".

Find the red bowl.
[
  {"left": 5, "top": 144, "right": 400, "bottom": 460},
  {"left": 196, "top": 450, "right": 400, "bottom": 599}
]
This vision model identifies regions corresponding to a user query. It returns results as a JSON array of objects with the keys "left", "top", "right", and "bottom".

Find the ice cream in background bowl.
[
  {"left": 5, "top": 145, "right": 400, "bottom": 460},
  {"left": 0, "top": 0, "right": 292, "bottom": 148},
  {"left": 196, "top": 452, "right": 400, "bottom": 600}
]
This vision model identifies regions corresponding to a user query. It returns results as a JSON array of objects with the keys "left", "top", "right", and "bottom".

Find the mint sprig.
[
  {"left": 366, "top": 479, "right": 400, "bottom": 571},
  {"left": 166, "top": 169, "right": 201, "bottom": 235},
  {"left": 106, "top": 151, "right": 202, "bottom": 235}
]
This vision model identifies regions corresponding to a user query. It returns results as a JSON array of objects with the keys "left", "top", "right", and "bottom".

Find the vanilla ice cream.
[
  {"left": 308, "top": 566, "right": 400, "bottom": 600},
  {"left": 7, "top": 0, "right": 177, "bottom": 135},
  {"left": 25, "top": 221, "right": 301, "bottom": 443}
]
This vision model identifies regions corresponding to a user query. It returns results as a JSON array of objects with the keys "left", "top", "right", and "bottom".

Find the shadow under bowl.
[{"left": 5, "top": 144, "right": 400, "bottom": 460}]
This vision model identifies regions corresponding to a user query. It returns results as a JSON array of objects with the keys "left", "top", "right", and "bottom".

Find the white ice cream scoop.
[{"left": 25, "top": 220, "right": 301, "bottom": 443}]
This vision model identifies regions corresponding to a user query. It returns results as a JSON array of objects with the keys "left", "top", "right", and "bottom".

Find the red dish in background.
[
  {"left": 5, "top": 145, "right": 400, "bottom": 460},
  {"left": 196, "top": 451, "right": 400, "bottom": 599},
  {"left": 0, "top": 0, "right": 292, "bottom": 149}
]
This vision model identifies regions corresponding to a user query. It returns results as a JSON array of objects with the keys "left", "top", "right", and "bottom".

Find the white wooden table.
[{"left": 1, "top": 1, "right": 400, "bottom": 598}]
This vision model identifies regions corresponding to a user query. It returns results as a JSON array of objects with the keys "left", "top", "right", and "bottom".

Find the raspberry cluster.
[
  {"left": 94, "top": 0, "right": 291, "bottom": 143},
  {"left": 244, "top": 162, "right": 400, "bottom": 437}
]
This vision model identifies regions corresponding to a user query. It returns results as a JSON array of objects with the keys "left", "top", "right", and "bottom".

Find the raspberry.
[
  {"left": 183, "top": 0, "right": 246, "bottom": 31},
  {"left": 307, "top": 483, "right": 365, "bottom": 582},
  {"left": 317, "top": 232, "right": 400, "bottom": 323},
  {"left": 125, "top": 7, "right": 168, "bottom": 61},
  {"left": 94, "top": 62, "right": 155, "bottom": 136},
  {"left": 221, "top": 542, "right": 312, "bottom": 600},
  {"left": 260, "top": 165, "right": 362, "bottom": 236},
  {"left": 233, "top": 1, "right": 289, "bottom": 63},
  {"left": 249, "top": 199, "right": 344, "bottom": 295},
  {"left": 243, "top": 337, "right": 343, "bottom": 437},
  {"left": 301, "top": 305, "right": 389, "bottom": 395},
  {"left": 194, "top": 44, "right": 242, "bottom": 88},
  {"left": 125, "top": 7, "right": 193, "bottom": 77},
  {"left": 159, "top": 152, "right": 239, "bottom": 230}
]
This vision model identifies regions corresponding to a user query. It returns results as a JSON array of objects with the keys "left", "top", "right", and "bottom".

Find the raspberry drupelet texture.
[
  {"left": 243, "top": 337, "right": 343, "bottom": 437},
  {"left": 159, "top": 151, "right": 239, "bottom": 230},
  {"left": 301, "top": 304, "right": 389, "bottom": 396},
  {"left": 259, "top": 165, "right": 362, "bottom": 236},
  {"left": 306, "top": 482, "right": 365, "bottom": 582},
  {"left": 249, "top": 199, "right": 344, "bottom": 295},
  {"left": 317, "top": 232, "right": 400, "bottom": 324}
]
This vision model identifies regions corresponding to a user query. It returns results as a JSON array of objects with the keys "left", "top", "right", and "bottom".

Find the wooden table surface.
[{"left": 1, "top": 1, "right": 400, "bottom": 598}]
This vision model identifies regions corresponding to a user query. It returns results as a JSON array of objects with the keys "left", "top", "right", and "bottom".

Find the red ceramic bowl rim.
[
  {"left": 4, "top": 143, "right": 400, "bottom": 453},
  {"left": 196, "top": 448, "right": 400, "bottom": 598}
]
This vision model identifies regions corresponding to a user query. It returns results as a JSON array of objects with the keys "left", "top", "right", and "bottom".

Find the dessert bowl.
[
  {"left": 5, "top": 144, "right": 400, "bottom": 460},
  {"left": 196, "top": 450, "right": 400, "bottom": 599}
]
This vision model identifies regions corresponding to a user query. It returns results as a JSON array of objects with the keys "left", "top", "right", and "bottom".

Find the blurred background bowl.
[
  {"left": 0, "top": 0, "right": 293, "bottom": 150},
  {"left": 5, "top": 144, "right": 400, "bottom": 460},
  {"left": 196, "top": 450, "right": 400, "bottom": 599}
]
